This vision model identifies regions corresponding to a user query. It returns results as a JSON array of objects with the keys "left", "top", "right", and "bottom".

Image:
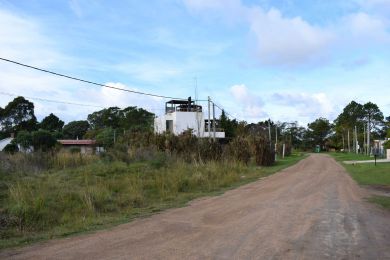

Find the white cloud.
[
  {"left": 230, "top": 84, "right": 267, "bottom": 119},
  {"left": 184, "top": 0, "right": 333, "bottom": 66},
  {"left": 340, "top": 12, "right": 389, "bottom": 43},
  {"left": 247, "top": 7, "right": 334, "bottom": 66},
  {"left": 183, "top": 0, "right": 390, "bottom": 67},
  {"left": 0, "top": 9, "right": 62, "bottom": 67},
  {"left": 82, "top": 82, "right": 164, "bottom": 114},
  {"left": 271, "top": 92, "right": 335, "bottom": 119},
  {"left": 0, "top": 10, "right": 163, "bottom": 123}
]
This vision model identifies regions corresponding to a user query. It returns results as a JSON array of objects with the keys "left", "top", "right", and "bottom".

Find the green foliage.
[
  {"left": 3, "top": 143, "right": 19, "bottom": 154},
  {"left": 343, "top": 162, "right": 390, "bottom": 186},
  {"left": 307, "top": 117, "right": 332, "bottom": 149},
  {"left": 14, "top": 130, "right": 32, "bottom": 150},
  {"left": 384, "top": 140, "right": 390, "bottom": 149},
  {"left": 87, "top": 106, "right": 154, "bottom": 131},
  {"left": 39, "top": 113, "right": 64, "bottom": 132},
  {"left": 0, "top": 151, "right": 305, "bottom": 248},
  {"left": 0, "top": 96, "right": 37, "bottom": 134},
  {"left": 369, "top": 196, "right": 390, "bottom": 209},
  {"left": 219, "top": 110, "right": 238, "bottom": 138},
  {"left": 62, "top": 120, "right": 90, "bottom": 139},
  {"left": 363, "top": 102, "right": 384, "bottom": 130},
  {"left": 95, "top": 128, "right": 115, "bottom": 148},
  {"left": 31, "top": 130, "right": 57, "bottom": 152}
]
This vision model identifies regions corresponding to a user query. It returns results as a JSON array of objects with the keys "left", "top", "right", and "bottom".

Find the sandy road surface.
[{"left": 2, "top": 154, "right": 389, "bottom": 259}]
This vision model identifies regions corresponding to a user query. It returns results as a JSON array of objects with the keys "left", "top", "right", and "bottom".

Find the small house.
[{"left": 58, "top": 139, "right": 97, "bottom": 154}]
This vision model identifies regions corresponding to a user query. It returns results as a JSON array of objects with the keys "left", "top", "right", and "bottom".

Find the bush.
[
  {"left": 3, "top": 143, "right": 19, "bottom": 154},
  {"left": 31, "top": 130, "right": 57, "bottom": 152}
]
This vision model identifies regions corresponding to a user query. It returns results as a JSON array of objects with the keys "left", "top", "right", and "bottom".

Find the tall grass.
[{"left": 0, "top": 132, "right": 290, "bottom": 248}]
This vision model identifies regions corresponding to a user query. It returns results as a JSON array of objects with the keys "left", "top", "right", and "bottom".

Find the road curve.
[{"left": 2, "top": 154, "right": 390, "bottom": 259}]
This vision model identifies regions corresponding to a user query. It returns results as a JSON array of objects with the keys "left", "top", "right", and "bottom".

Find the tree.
[
  {"left": 120, "top": 106, "right": 154, "bottom": 131},
  {"left": 333, "top": 101, "right": 365, "bottom": 150},
  {"left": 307, "top": 118, "right": 332, "bottom": 149},
  {"left": 39, "top": 113, "right": 64, "bottom": 132},
  {"left": 283, "top": 121, "right": 307, "bottom": 149},
  {"left": 62, "top": 120, "right": 90, "bottom": 139},
  {"left": 219, "top": 110, "right": 238, "bottom": 138},
  {"left": 87, "top": 106, "right": 155, "bottom": 131},
  {"left": 0, "top": 96, "right": 37, "bottom": 134},
  {"left": 95, "top": 128, "right": 115, "bottom": 148},
  {"left": 363, "top": 102, "right": 384, "bottom": 153},
  {"left": 14, "top": 130, "right": 32, "bottom": 150},
  {"left": 87, "top": 107, "right": 121, "bottom": 130},
  {"left": 363, "top": 102, "right": 384, "bottom": 133},
  {"left": 31, "top": 130, "right": 57, "bottom": 151}
]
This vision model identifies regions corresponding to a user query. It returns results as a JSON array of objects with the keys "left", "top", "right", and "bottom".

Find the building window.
[{"left": 166, "top": 120, "right": 173, "bottom": 133}]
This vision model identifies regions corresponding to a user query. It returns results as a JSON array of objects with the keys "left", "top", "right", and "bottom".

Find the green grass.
[
  {"left": 0, "top": 152, "right": 305, "bottom": 249},
  {"left": 329, "top": 152, "right": 372, "bottom": 162},
  {"left": 329, "top": 152, "right": 390, "bottom": 210},
  {"left": 342, "top": 162, "right": 390, "bottom": 186},
  {"left": 368, "top": 196, "right": 390, "bottom": 209}
]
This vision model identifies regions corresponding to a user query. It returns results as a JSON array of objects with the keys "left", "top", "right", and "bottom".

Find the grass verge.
[
  {"left": 0, "top": 152, "right": 305, "bottom": 249},
  {"left": 329, "top": 152, "right": 372, "bottom": 162},
  {"left": 330, "top": 152, "right": 390, "bottom": 210}
]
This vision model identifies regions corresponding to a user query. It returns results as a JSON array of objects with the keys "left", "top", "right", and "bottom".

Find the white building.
[
  {"left": 154, "top": 99, "right": 225, "bottom": 138},
  {"left": 0, "top": 137, "right": 13, "bottom": 151}
]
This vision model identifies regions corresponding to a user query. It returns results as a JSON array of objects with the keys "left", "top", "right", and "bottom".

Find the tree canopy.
[
  {"left": 87, "top": 106, "right": 154, "bottom": 132},
  {"left": 62, "top": 120, "right": 90, "bottom": 139},
  {"left": 0, "top": 96, "right": 37, "bottom": 135},
  {"left": 307, "top": 117, "right": 332, "bottom": 149},
  {"left": 39, "top": 113, "right": 64, "bottom": 132}
]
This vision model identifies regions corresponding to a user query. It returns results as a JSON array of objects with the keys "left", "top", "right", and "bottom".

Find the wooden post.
[{"left": 212, "top": 102, "right": 216, "bottom": 140}]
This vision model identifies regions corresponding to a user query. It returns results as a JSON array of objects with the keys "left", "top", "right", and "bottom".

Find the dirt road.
[{"left": 2, "top": 154, "right": 390, "bottom": 259}]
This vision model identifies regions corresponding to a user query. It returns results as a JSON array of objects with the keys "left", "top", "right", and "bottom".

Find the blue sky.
[{"left": 0, "top": 0, "right": 389, "bottom": 125}]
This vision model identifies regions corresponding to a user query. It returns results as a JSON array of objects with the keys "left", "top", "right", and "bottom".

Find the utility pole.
[
  {"left": 367, "top": 120, "right": 370, "bottom": 155},
  {"left": 212, "top": 102, "right": 216, "bottom": 140},
  {"left": 268, "top": 120, "right": 272, "bottom": 149},
  {"left": 208, "top": 96, "right": 211, "bottom": 139}
]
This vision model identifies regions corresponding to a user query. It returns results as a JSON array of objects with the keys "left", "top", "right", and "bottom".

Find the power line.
[
  {"left": 212, "top": 101, "right": 237, "bottom": 121},
  {"left": 0, "top": 57, "right": 240, "bottom": 121},
  {"left": 0, "top": 91, "right": 104, "bottom": 108},
  {"left": 0, "top": 57, "right": 185, "bottom": 100}
]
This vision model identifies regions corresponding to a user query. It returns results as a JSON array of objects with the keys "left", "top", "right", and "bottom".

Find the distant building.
[
  {"left": 154, "top": 98, "right": 225, "bottom": 138},
  {"left": 0, "top": 137, "right": 14, "bottom": 151},
  {"left": 373, "top": 139, "right": 386, "bottom": 157},
  {"left": 58, "top": 139, "right": 98, "bottom": 154}
]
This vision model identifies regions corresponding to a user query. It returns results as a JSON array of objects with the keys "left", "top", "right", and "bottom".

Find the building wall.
[
  {"left": 154, "top": 111, "right": 225, "bottom": 138},
  {"left": 0, "top": 138, "right": 13, "bottom": 151}
]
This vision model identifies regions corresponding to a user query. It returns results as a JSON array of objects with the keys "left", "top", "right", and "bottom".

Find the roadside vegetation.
[
  {"left": 0, "top": 142, "right": 304, "bottom": 249},
  {"left": 331, "top": 152, "right": 390, "bottom": 209},
  {"left": 330, "top": 152, "right": 372, "bottom": 162},
  {"left": 1, "top": 95, "right": 389, "bottom": 248}
]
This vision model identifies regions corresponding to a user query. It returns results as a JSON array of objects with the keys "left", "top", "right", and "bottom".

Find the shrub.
[{"left": 3, "top": 143, "right": 19, "bottom": 154}]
